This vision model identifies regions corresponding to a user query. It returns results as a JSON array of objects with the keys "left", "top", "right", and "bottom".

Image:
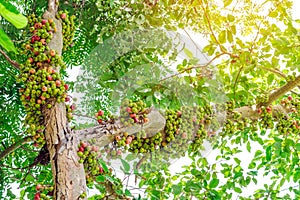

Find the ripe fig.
[
  {"left": 98, "top": 110, "right": 104, "bottom": 116},
  {"left": 49, "top": 49, "right": 56, "bottom": 57},
  {"left": 42, "top": 86, "right": 48, "bottom": 92},
  {"left": 36, "top": 184, "right": 42, "bottom": 191},
  {"left": 61, "top": 13, "right": 67, "bottom": 19},
  {"left": 126, "top": 107, "right": 132, "bottom": 113},
  {"left": 55, "top": 80, "right": 61, "bottom": 87},
  {"left": 130, "top": 113, "right": 136, "bottom": 118},
  {"left": 64, "top": 84, "right": 69, "bottom": 90}
]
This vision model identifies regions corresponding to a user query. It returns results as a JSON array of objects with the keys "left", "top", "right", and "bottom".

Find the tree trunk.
[{"left": 42, "top": 8, "right": 87, "bottom": 200}]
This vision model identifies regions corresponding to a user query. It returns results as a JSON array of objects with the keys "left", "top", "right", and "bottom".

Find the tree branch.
[
  {"left": 261, "top": 75, "right": 300, "bottom": 106},
  {"left": 47, "top": 0, "right": 59, "bottom": 15},
  {"left": 258, "top": 66, "right": 300, "bottom": 91},
  {"left": 160, "top": 52, "right": 228, "bottom": 82},
  {"left": 233, "top": 104, "right": 289, "bottom": 120},
  {"left": 75, "top": 109, "right": 165, "bottom": 146},
  {"left": 0, "top": 49, "right": 20, "bottom": 70},
  {"left": 0, "top": 136, "right": 33, "bottom": 160}
]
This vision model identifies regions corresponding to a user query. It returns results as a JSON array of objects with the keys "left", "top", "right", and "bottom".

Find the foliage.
[{"left": 0, "top": 0, "right": 300, "bottom": 199}]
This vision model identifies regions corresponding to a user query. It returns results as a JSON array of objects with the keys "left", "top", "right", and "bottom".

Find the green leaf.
[
  {"left": 121, "top": 158, "right": 130, "bottom": 173},
  {"left": 223, "top": 0, "right": 233, "bottom": 7},
  {"left": 0, "top": 1, "right": 28, "bottom": 28},
  {"left": 266, "top": 146, "right": 272, "bottom": 161},
  {"left": 267, "top": 73, "right": 274, "bottom": 85},
  {"left": 125, "top": 153, "right": 137, "bottom": 162},
  {"left": 234, "top": 158, "right": 241, "bottom": 165},
  {"left": 0, "top": 29, "right": 16, "bottom": 53},
  {"left": 96, "top": 175, "right": 106, "bottom": 182},
  {"left": 234, "top": 187, "right": 242, "bottom": 193},
  {"left": 25, "top": 174, "right": 34, "bottom": 182},
  {"left": 293, "top": 171, "right": 300, "bottom": 182},
  {"left": 248, "top": 162, "right": 256, "bottom": 169},
  {"left": 172, "top": 184, "right": 182, "bottom": 195},
  {"left": 269, "top": 11, "right": 278, "bottom": 18},
  {"left": 296, "top": 143, "right": 300, "bottom": 151},
  {"left": 124, "top": 189, "right": 132, "bottom": 197},
  {"left": 227, "top": 30, "right": 233, "bottom": 43},
  {"left": 209, "top": 178, "right": 219, "bottom": 188},
  {"left": 98, "top": 159, "right": 109, "bottom": 172},
  {"left": 246, "top": 141, "right": 251, "bottom": 152},
  {"left": 218, "top": 30, "right": 226, "bottom": 43},
  {"left": 183, "top": 48, "right": 193, "bottom": 58},
  {"left": 231, "top": 25, "right": 236, "bottom": 34},
  {"left": 227, "top": 14, "right": 235, "bottom": 22}
]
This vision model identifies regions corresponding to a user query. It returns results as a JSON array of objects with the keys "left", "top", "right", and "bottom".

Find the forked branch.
[
  {"left": 0, "top": 49, "right": 20, "bottom": 70},
  {"left": 0, "top": 136, "right": 33, "bottom": 160}
]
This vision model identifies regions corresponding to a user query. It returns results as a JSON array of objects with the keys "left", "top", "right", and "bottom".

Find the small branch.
[
  {"left": 200, "top": 2, "right": 227, "bottom": 53},
  {"left": 160, "top": 52, "right": 228, "bottom": 82},
  {"left": 258, "top": 66, "right": 287, "bottom": 78},
  {"left": 0, "top": 49, "right": 20, "bottom": 70},
  {"left": 73, "top": 113, "right": 97, "bottom": 121},
  {"left": 0, "top": 136, "right": 33, "bottom": 160},
  {"left": 144, "top": 0, "right": 158, "bottom": 8},
  {"left": 233, "top": 66, "right": 244, "bottom": 98},
  {"left": 261, "top": 75, "right": 300, "bottom": 106},
  {"left": 258, "top": 66, "right": 300, "bottom": 91}
]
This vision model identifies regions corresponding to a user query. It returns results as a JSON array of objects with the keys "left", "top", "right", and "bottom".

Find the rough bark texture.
[
  {"left": 77, "top": 109, "right": 166, "bottom": 146},
  {"left": 42, "top": 10, "right": 87, "bottom": 200}
]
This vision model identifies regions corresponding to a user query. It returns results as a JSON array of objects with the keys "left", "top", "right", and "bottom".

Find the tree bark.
[{"left": 42, "top": 8, "right": 87, "bottom": 199}]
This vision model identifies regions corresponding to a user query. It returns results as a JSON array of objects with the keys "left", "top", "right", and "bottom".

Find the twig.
[
  {"left": 159, "top": 52, "right": 228, "bottom": 82},
  {"left": 200, "top": 1, "right": 227, "bottom": 53},
  {"left": 0, "top": 136, "right": 33, "bottom": 160},
  {"left": 233, "top": 66, "right": 244, "bottom": 98},
  {"left": 0, "top": 49, "right": 20, "bottom": 70},
  {"left": 73, "top": 113, "right": 97, "bottom": 121}
]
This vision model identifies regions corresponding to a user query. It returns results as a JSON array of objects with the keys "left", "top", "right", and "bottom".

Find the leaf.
[
  {"left": 125, "top": 153, "right": 137, "bottom": 162},
  {"left": 124, "top": 189, "right": 132, "bottom": 197},
  {"left": 209, "top": 178, "right": 219, "bottom": 188},
  {"left": 296, "top": 143, "right": 300, "bottom": 151},
  {"left": 266, "top": 146, "right": 272, "bottom": 161},
  {"left": 227, "top": 14, "right": 235, "bottom": 22},
  {"left": 234, "top": 158, "right": 241, "bottom": 165},
  {"left": 269, "top": 11, "right": 278, "bottom": 18},
  {"left": 234, "top": 187, "right": 242, "bottom": 193},
  {"left": 218, "top": 30, "right": 226, "bottom": 43},
  {"left": 246, "top": 141, "right": 251, "bottom": 152},
  {"left": 248, "top": 162, "right": 256, "bottom": 169},
  {"left": 25, "top": 174, "right": 34, "bottom": 182},
  {"left": 0, "top": 1, "right": 28, "bottom": 28},
  {"left": 172, "top": 184, "right": 182, "bottom": 195},
  {"left": 0, "top": 29, "right": 16, "bottom": 53},
  {"left": 183, "top": 48, "right": 193, "bottom": 58},
  {"left": 227, "top": 30, "right": 233, "bottom": 43},
  {"left": 96, "top": 175, "right": 105, "bottom": 182},
  {"left": 293, "top": 171, "right": 300, "bottom": 182},
  {"left": 223, "top": 0, "right": 233, "bottom": 7},
  {"left": 267, "top": 73, "right": 274, "bottom": 85},
  {"left": 98, "top": 159, "right": 109, "bottom": 172},
  {"left": 121, "top": 158, "right": 130, "bottom": 173}
]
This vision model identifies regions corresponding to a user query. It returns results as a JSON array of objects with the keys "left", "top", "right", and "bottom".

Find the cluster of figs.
[{"left": 18, "top": 12, "right": 75, "bottom": 146}]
